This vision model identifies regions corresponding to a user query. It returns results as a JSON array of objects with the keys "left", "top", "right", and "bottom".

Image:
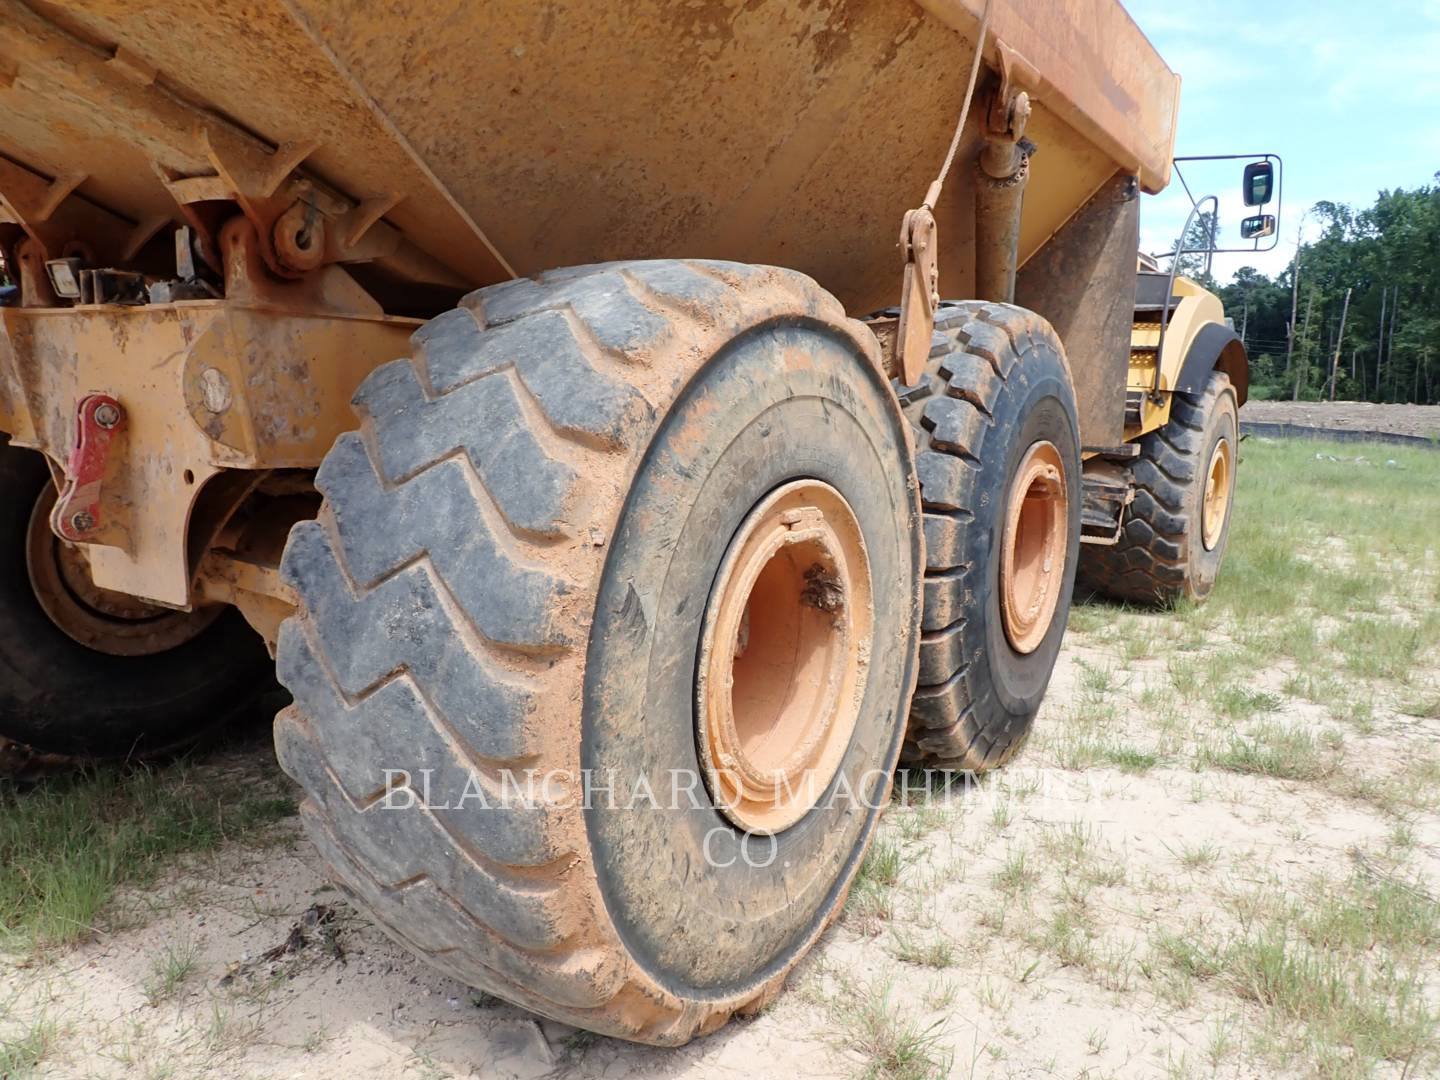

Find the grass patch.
[
  {"left": 833, "top": 978, "right": 952, "bottom": 1080},
  {"left": 1397, "top": 692, "right": 1440, "bottom": 719},
  {"left": 993, "top": 848, "right": 1038, "bottom": 899},
  {"left": 1150, "top": 929, "right": 1224, "bottom": 980},
  {"left": 1076, "top": 660, "right": 1120, "bottom": 696},
  {"left": 1209, "top": 684, "right": 1283, "bottom": 721},
  {"left": 1177, "top": 842, "right": 1221, "bottom": 872},
  {"left": 1098, "top": 744, "right": 1159, "bottom": 774},
  {"left": 1331, "top": 615, "right": 1440, "bottom": 683},
  {"left": 1067, "top": 603, "right": 1108, "bottom": 635},
  {"left": 848, "top": 836, "right": 908, "bottom": 930},
  {"left": 1150, "top": 868, "right": 1440, "bottom": 1076},
  {"left": 0, "top": 1017, "right": 57, "bottom": 1079},
  {"left": 1224, "top": 928, "right": 1435, "bottom": 1073},
  {"left": 890, "top": 930, "right": 955, "bottom": 969},
  {"left": 1205, "top": 438, "right": 1440, "bottom": 633},
  {"left": 0, "top": 757, "right": 295, "bottom": 950},
  {"left": 1298, "top": 872, "right": 1440, "bottom": 957},
  {"left": 858, "top": 836, "right": 903, "bottom": 888},
  {"left": 143, "top": 937, "right": 200, "bottom": 1006},
  {"left": 1198, "top": 721, "right": 1339, "bottom": 783}
]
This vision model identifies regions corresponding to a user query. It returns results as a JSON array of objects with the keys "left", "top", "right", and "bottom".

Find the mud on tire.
[
  {"left": 1077, "top": 371, "right": 1238, "bottom": 604},
  {"left": 273, "top": 261, "right": 922, "bottom": 1044},
  {"left": 897, "top": 302, "right": 1081, "bottom": 773}
]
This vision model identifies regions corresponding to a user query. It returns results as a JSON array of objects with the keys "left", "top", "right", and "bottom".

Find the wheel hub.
[
  {"left": 1000, "top": 440, "right": 1068, "bottom": 655},
  {"left": 1201, "top": 436, "right": 1233, "bottom": 551},
  {"left": 26, "top": 482, "right": 221, "bottom": 656},
  {"left": 695, "top": 480, "right": 873, "bottom": 835}
]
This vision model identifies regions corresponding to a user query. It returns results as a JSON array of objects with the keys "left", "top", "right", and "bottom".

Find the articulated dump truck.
[{"left": 0, "top": 0, "right": 1256, "bottom": 1043}]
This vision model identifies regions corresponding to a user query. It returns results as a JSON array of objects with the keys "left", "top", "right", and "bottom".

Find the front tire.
[
  {"left": 1077, "top": 371, "right": 1239, "bottom": 604},
  {"left": 274, "top": 261, "right": 922, "bottom": 1044}
]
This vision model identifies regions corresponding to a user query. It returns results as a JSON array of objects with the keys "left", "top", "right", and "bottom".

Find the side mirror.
[
  {"left": 1240, "top": 214, "right": 1276, "bottom": 240},
  {"left": 1242, "top": 161, "right": 1274, "bottom": 206}
]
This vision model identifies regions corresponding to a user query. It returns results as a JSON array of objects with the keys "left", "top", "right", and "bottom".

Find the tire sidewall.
[
  {"left": 581, "top": 319, "right": 921, "bottom": 999},
  {"left": 980, "top": 362, "right": 1082, "bottom": 718},
  {"left": 1186, "top": 382, "right": 1239, "bottom": 598}
]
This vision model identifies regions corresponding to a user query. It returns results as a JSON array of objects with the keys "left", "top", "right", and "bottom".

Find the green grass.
[
  {"left": 889, "top": 930, "right": 955, "bottom": 969},
  {"left": 1098, "top": 743, "right": 1160, "bottom": 774},
  {"left": 0, "top": 1017, "right": 56, "bottom": 1079},
  {"left": 848, "top": 835, "right": 908, "bottom": 929},
  {"left": 1076, "top": 660, "right": 1120, "bottom": 696},
  {"left": 1147, "top": 868, "right": 1440, "bottom": 1077},
  {"left": 1020, "top": 437, "right": 1440, "bottom": 1077},
  {"left": 1298, "top": 872, "right": 1440, "bottom": 957},
  {"left": 1197, "top": 721, "right": 1339, "bottom": 783},
  {"left": 833, "top": 979, "right": 953, "bottom": 1080},
  {"left": 1223, "top": 929, "right": 1435, "bottom": 1073},
  {"left": 993, "top": 848, "right": 1038, "bottom": 899},
  {"left": 0, "top": 757, "right": 295, "bottom": 950},
  {"left": 858, "top": 836, "right": 903, "bottom": 888},
  {"left": 143, "top": 937, "right": 200, "bottom": 1006},
  {"left": 1330, "top": 614, "right": 1440, "bottom": 683},
  {"left": 1064, "top": 438, "right": 1440, "bottom": 693},
  {"left": 1177, "top": 842, "right": 1221, "bottom": 872},
  {"left": 1209, "top": 684, "right": 1283, "bottom": 721},
  {"left": 1397, "top": 693, "right": 1440, "bottom": 719}
]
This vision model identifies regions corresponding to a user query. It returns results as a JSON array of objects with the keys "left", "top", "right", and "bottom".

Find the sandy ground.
[
  {"left": 5, "top": 626, "right": 1437, "bottom": 1080},
  {"left": 1241, "top": 400, "right": 1440, "bottom": 440}
]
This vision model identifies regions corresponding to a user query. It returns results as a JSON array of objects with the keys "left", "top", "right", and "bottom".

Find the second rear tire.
[
  {"left": 898, "top": 302, "right": 1081, "bottom": 773},
  {"left": 0, "top": 437, "right": 273, "bottom": 758}
]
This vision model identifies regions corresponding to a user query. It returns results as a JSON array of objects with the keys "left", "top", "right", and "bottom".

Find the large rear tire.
[
  {"left": 0, "top": 438, "right": 273, "bottom": 758},
  {"left": 897, "top": 302, "right": 1081, "bottom": 772},
  {"left": 274, "top": 261, "right": 922, "bottom": 1044},
  {"left": 1077, "top": 371, "right": 1238, "bottom": 604}
]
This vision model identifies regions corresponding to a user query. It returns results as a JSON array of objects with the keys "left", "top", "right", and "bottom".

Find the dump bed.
[{"left": 1, "top": 0, "right": 1178, "bottom": 314}]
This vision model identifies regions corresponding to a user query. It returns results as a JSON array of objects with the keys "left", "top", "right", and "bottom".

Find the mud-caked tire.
[
  {"left": 0, "top": 437, "right": 273, "bottom": 758},
  {"left": 897, "top": 302, "right": 1081, "bottom": 773},
  {"left": 1078, "top": 371, "right": 1238, "bottom": 604},
  {"left": 273, "top": 261, "right": 922, "bottom": 1044}
]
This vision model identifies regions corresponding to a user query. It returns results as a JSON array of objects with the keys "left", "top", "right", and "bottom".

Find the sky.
[{"left": 1124, "top": 0, "right": 1440, "bottom": 282}]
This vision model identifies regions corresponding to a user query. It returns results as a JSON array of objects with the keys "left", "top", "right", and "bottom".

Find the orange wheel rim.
[
  {"left": 1201, "top": 436, "right": 1233, "bottom": 551},
  {"left": 1000, "top": 441, "right": 1068, "bottom": 655},
  {"left": 695, "top": 480, "right": 873, "bottom": 835}
]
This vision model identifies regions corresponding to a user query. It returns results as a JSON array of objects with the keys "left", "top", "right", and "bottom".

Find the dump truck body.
[{"left": 2, "top": 0, "right": 1178, "bottom": 305}]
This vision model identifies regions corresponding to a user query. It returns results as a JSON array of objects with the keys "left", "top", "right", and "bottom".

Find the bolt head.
[
  {"left": 93, "top": 402, "right": 121, "bottom": 429},
  {"left": 70, "top": 510, "right": 95, "bottom": 533}
]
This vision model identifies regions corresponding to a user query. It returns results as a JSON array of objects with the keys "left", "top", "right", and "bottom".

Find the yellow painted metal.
[
  {"left": 195, "top": 550, "right": 296, "bottom": 654},
  {"left": 1201, "top": 435, "right": 1232, "bottom": 550},
  {"left": 0, "top": 302, "right": 416, "bottom": 606},
  {"left": 1125, "top": 276, "right": 1228, "bottom": 438}
]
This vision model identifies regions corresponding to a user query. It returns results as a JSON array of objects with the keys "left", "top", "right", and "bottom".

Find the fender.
[{"left": 1174, "top": 321, "right": 1248, "bottom": 405}]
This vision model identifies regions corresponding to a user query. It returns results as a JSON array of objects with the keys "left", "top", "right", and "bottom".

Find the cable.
[{"left": 921, "top": 0, "right": 994, "bottom": 211}]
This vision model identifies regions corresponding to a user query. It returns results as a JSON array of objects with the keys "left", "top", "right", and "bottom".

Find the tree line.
[{"left": 1190, "top": 180, "right": 1439, "bottom": 403}]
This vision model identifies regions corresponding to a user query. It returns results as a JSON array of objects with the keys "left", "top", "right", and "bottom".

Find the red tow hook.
[{"left": 51, "top": 393, "right": 125, "bottom": 542}]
